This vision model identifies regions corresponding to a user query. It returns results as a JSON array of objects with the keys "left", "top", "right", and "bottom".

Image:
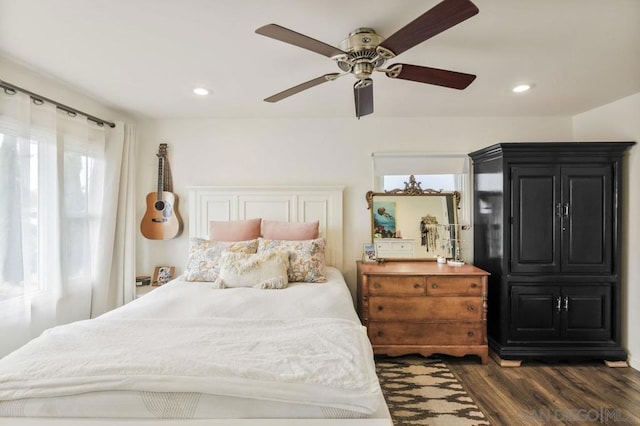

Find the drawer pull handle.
[
  {"left": 470, "top": 283, "right": 478, "bottom": 288},
  {"left": 432, "top": 283, "right": 438, "bottom": 289},
  {"left": 467, "top": 305, "right": 475, "bottom": 312},
  {"left": 467, "top": 331, "right": 475, "bottom": 337},
  {"left": 413, "top": 283, "right": 421, "bottom": 289},
  {"left": 377, "top": 331, "right": 384, "bottom": 337},
  {"left": 377, "top": 305, "right": 384, "bottom": 311},
  {"left": 373, "top": 282, "right": 381, "bottom": 289}
]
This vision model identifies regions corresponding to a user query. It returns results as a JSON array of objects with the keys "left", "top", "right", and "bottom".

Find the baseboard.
[{"left": 628, "top": 354, "right": 639, "bottom": 371}]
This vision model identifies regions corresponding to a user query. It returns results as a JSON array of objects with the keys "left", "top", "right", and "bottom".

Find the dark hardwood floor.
[{"left": 446, "top": 356, "right": 640, "bottom": 425}]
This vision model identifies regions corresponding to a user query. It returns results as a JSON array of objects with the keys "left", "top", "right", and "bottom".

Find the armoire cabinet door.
[
  {"left": 561, "top": 166, "right": 613, "bottom": 273},
  {"left": 562, "top": 285, "right": 612, "bottom": 339},
  {"left": 511, "top": 165, "right": 613, "bottom": 274},
  {"left": 510, "top": 286, "right": 560, "bottom": 339},
  {"left": 510, "top": 285, "right": 612, "bottom": 341},
  {"left": 511, "top": 166, "right": 561, "bottom": 273}
]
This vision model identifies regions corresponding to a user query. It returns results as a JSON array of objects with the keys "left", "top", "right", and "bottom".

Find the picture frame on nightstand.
[{"left": 152, "top": 266, "right": 175, "bottom": 286}]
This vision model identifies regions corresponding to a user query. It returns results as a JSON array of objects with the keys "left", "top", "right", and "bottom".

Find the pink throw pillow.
[
  {"left": 262, "top": 219, "right": 319, "bottom": 241},
  {"left": 209, "top": 218, "right": 262, "bottom": 242}
]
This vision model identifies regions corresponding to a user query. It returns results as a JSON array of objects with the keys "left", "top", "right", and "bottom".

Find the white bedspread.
[
  {"left": 0, "top": 268, "right": 381, "bottom": 416},
  {"left": 105, "top": 267, "right": 360, "bottom": 322}
]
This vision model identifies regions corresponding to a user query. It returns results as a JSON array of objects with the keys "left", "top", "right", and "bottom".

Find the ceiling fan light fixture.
[
  {"left": 353, "top": 62, "right": 374, "bottom": 80},
  {"left": 512, "top": 84, "right": 533, "bottom": 93},
  {"left": 193, "top": 87, "right": 210, "bottom": 96},
  {"left": 255, "top": 0, "right": 480, "bottom": 118}
]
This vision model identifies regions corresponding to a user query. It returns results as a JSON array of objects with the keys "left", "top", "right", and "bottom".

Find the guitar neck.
[
  {"left": 164, "top": 159, "right": 174, "bottom": 193},
  {"left": 156, "top": 156, "right": 165, "bottom": 200}
]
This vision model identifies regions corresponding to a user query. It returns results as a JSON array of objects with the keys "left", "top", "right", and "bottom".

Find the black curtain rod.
[{"left": 0, "top": 79, "right": 116, "bottom": 128}]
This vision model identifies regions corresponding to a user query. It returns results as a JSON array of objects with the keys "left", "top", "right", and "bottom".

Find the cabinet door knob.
[
  {"left": 432, "top": 283, "right": 438, "bottom": 289},
  {"left": 377, "top": 305, "right": 384, "bottom": 311},
  {"left": 414, "top": 283, "right": 421, "bottom": 289},
  {"left": 377, "top": 331, "right": 384, "bottom": 337},
  {"left": 373, "top": 282, "right": 381, "bottom": 289},
  {"left": 467, "top": 331, "right": 475, "bottom": 337},
  {"left": 467, "top": 305, "right": 475, "bottom": 312}
]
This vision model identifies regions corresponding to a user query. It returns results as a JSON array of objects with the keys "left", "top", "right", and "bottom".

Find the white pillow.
[{"left": 212, "top": 250, "right": 289, "bottom": 289}]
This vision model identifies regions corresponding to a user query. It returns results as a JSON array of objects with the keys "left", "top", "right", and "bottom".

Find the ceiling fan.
[{"left": 256, "top": 0, "right": 479, "bottom": 118}]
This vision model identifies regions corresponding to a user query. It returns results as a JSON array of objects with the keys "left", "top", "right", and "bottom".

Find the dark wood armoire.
[{"left": 469, "top": 142, "right": 634, "bottom": 365}]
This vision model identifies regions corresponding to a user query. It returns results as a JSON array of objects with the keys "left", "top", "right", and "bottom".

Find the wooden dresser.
[{"left": 356, "top": 261, "right": 490, "bottom": 364}]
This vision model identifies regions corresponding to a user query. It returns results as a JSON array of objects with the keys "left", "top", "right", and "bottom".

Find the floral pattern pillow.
[
  {"left": 257, "top": 238, "right": 327, "bottom": 283},
  {"left": 184, "top": 238, "right": 258, "bottom": 282},
  {"left": 212, "top": 250, "right": 289, "bottom": 289}
]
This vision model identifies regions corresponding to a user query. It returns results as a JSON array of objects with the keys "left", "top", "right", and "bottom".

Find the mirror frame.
[{"left": 366, "top": 175, "right": 461, "bottom": 260}]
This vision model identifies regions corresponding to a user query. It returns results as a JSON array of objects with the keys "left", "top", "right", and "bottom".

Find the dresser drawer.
[
  {"left": 368, "top": 321, "right": 484, "bottom": 345},
  {"left": 426, "top": 276, "right": 483, "bottom": 296},
  {"left": 368, "top": 276, "right": 425, "bottom": 295},
  {"left": 368, "top": 296, "right": 483, "bottom": 321}
]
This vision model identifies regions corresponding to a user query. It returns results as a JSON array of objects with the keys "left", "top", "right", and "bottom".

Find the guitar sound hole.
[{"left": 154, "top": 200, "right": 165, "bottom": 211}]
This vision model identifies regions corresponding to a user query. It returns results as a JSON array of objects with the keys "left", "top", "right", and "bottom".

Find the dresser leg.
[
  {"left": 490, "top": 350, "right": 522, "bottom": 367},
  {"left": 478, "top": 349, "right": 489, "bottom": 365}
]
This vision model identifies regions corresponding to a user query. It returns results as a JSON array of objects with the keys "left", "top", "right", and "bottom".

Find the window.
[
  {"left": 372, "top": 152, "right": 470, "bottom": 224},
  {"left": 0, "top": 123, "right": 105, "bottom": 303},
  {"left": 0, "top": 134, "right": 38, "bottom": 301}
]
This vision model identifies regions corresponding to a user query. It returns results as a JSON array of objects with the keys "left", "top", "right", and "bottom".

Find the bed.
[{"left": 0, "top": 186, "right": 391, "bottom": 425}]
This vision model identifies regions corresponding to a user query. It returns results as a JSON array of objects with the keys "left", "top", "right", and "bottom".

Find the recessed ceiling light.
[
  {"left": 193, "top": 87, "right": 210, "bottom": 96},
  {"left": 512, "top": 84, "right": 533, "bottom": 93}
]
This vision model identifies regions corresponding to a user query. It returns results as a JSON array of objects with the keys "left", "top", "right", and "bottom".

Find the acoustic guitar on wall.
[{"left": 140, "top": 143, "right": 182, "bottom": 240}]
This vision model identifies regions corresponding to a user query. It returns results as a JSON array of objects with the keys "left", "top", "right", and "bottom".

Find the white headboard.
[{"left": 187, "top": 186, "right": 344, "bottom": 270}]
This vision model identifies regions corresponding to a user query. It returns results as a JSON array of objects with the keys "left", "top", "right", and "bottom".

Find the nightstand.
[{"left": 135, "top": 285, "right": 157, "bottom": 299}]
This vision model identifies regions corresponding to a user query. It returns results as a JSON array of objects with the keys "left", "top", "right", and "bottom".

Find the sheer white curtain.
[{"left": 0, "top": 89, "right": 136, "bottom": 357}]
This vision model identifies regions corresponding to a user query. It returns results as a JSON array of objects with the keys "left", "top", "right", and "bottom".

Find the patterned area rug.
[{"left": 376, "top": 356, "right": 490, "bottom": 425}]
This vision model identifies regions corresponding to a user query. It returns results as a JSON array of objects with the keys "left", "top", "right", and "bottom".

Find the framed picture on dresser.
[
  {"left": 372, "top": 201, "right": 396, "bottom": 238},
  {"left": 363, "top": 243, "right": 377, "bottom": 262}
]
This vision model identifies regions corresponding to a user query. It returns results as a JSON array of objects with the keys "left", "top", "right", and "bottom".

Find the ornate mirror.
[{"left": 366, "top": 175, "right": 461, "bottom": 260}]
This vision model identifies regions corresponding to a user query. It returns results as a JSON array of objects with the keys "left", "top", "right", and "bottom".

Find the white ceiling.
[{"left": 1, "top": 0, "right": 639, "bottom": 119}]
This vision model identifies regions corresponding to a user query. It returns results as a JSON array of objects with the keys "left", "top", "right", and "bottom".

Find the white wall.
[
  {"left": 0, "top": 56, "right": 135, "bottom": 124},
  {"left": 136, "top": 116, "right": 573, "bottom": 297},
  {"left": 573, "top": 92, "right": 640, "bottom": 369}
]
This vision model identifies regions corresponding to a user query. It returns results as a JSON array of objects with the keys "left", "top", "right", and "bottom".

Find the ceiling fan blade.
[
  {"left": 256, "top": 24, "right": 346, "bottom": 58},
  {"left": 386, "top": 63, "right": 476, "bottom": 89},
  {"left": 264, "top": 73, "right": 341, "bottom": 103},
  {"left": 354, "top": 80, "right": 374, "bottom": 119},
  {"left": 378, "top": 0, "right": 479, "bottom": 57}
]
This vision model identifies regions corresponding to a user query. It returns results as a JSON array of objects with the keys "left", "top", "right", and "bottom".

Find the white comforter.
[{"left": 0, "top": 268, "right": 381, "bottom": 415}]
